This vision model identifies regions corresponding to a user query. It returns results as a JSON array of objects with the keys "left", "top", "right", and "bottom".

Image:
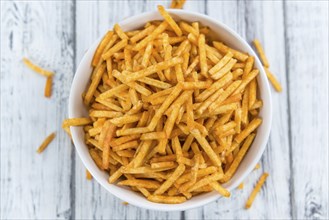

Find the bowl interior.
[{"left": 69, "top": 9, "right": 272, "bottom": 211}]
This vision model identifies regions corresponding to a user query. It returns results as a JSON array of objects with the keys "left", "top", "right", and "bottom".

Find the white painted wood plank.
[
  {"left": 0, "top": 1, "right": 74, "bottom": 219},
  {"left": 284, "top": 2, "right": 329, "bottom": 219}
]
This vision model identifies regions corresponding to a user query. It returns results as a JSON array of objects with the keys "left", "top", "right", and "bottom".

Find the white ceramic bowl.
[{"left": 69, "top": 9, "right": 272, "bottom": 211}]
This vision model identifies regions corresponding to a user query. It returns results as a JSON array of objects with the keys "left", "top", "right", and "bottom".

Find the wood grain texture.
[
  {"left": 0, "top": 1, "right": 75, "bottom": 219},
  {"left": 284, "top": 1, "right": 329, "bottom": 219},
  {"left": 1, "top": 0, "right": 328, "bottom": 219}
]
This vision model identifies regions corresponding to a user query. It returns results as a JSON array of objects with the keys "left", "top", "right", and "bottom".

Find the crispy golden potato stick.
[
  {"left": 245, "top": 172, "right": 269, "bottom": 209},
  {"left": 148, "top": 195, "right": 186, "bottom": 204},
  {"left": 92, "top": 31, "right": 114, "bottom": 66},
  {"left": 253, "top": 39, "right": 270, "bottom": 68},
  {"left": 62, "top": 118, "right": 92, "bottom": 128},
  {"left": 44, "top": 76, "right": 53, "bottom": 98},
  {"left": 23, "top": 58, "right": 54, "bottom": 77},
  {"left": 235, "top": 118, "right": 262, "bottom": 144},
  {"left": 264, "top": 67, "right": 282, "bottom": 92},
  {"left": 157, "top": 5, "right": 182, "bottom": 36},
  {"left": 36, "top": 132, "right": 56, "bottom": 153},
  {"left": 84, "top": 63, "right": 107, "bottom": 105},
  {"left": 154, "top": 164, "right": 185, "bottom": 195}
]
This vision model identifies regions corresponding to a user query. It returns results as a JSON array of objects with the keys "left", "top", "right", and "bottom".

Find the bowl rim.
[{"left": 69, "top": 9, "right": 272, "bottom": 211}]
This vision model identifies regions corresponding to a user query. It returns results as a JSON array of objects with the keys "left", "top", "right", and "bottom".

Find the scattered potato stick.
[
  {"left": 36, "top": 132, "right": 56, "bottom": 153},
  {"left": 23, "top": 58, "right": 54, "bottom": 77},
  {"left": 253, "top": 39, "right": 270, "bottom": 68},
  {"left": 170, "top": 0, "right": 186, "bottom": 9},
  {"left": 264, "top": 67, "right": 282, "bottom": 92},
  {"left": 44, "top": 76, "right": 53, "bottom": 98},
  {"left": 245, "top": 173, "right": 269, "bottom": 209}
]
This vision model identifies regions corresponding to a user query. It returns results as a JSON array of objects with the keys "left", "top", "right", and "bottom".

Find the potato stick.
[
  {"left": 148, "top": 85, "right": 182, "bottom": 131},
  {"left": 144, "top": 87, "right": 174, "bottom": 102},
  {"left": 191, "top": 129, "right": 221, "bottom": 167},
  {"left": 243, "top": 56, "right": 254, "bottom": 79},
  {"left": 148, "top": 195, "right": 186, "bottom": 204},
  {"left": 211, "top": 59, "right": 237, "bottom": 80},
  {"left": 185, "top": 56, "right": 199, "bottom": 76},
  {"left": 186, "top": 96, "right": 194, "bottom": 128},
  {"left": 198, "top": 34, "right": 208, "bottom": 77},
  {"left": 23, "top": 58, "right": 54, "bottom": 77},
  {"left": 109, "top": 113, "right": 142, "bottom": 126},
  {"left": 137, "top": 77, "right": 172, "bottom": 89},
  {"left": 213, "top": 41, "right": 248, "bottom": 62},
  {"left": 248, "top": 78, "right": 257, "bottom": 109},
  {"left": 254, "top": 163, "right": 261, "bottom": 170},
  {"left": 197, "top": 88, "right": 223, "bottom": 115},
  {"left": 141, "top": 41, "right": 153, "bottom": 67},
  {"left": 84, "top": 63, "right": 106, "bottom": 105},
  {"left": 102, "top": 122, "right": 116, "bottom": 169},
  {"left": 113, "top": 52, "right": 124, "bottom": 60},
  {"left": 208, "top": 80, "right": 241, "bottom": 112},
  {"left": 111, "top": 135, "right": 140, "bottom": 147},
  {"left": 91, "top": 31, "right": 114, "bottom": 66},
  {"left": 89, "top": 149, "right": 103, "bottom": 169},
  {"left": 232, "top": 69, "right": 259, "bottom": 95},
  {"left": 108, "top": 167, "right": 124, "bottom": 183},
  {"left": 114, "top": 23, "right": 128, "bottom": 40},
  {"left": 245, "top": 173, "right": 269, "bottom": 209},
  {"left": 154, "top": 164, "right": 185, "bottom": 195},
  {"left": 250, "top": 100, "right": 263, "bottom": 110},
  {"left": 134, "top": 21, "right": 168, "bottom": 51},
  {"left": 126, "top": 101, "right": 143, "bottom": 115},
  {"left": 151, "top": 161, "right": 176, "bottom": 169},
  {"left": 234, "top": 108, "right": 242, "bottom": 133},
  {"left": 90, "top": 110, "right": 123, "bottom": 118},
  {"left": 44, "top": 76, "right": 53, "bottom": 98},
  {"left": 235, "top": 118, "right": 262, "bottom": 144},
  {"left": 209, "top": 52, "right": 233, "bottom": 75},
  {"left": 116, "top": 149, "right": 135, "bottom": 157},
  {"left": 179, "top": 21, "right": 199, "bottom": 37},
  {"left": 62, "top": 118, "right": 92, "bottom": 128},
  {"left": 173, "top": 40, "right": 189, "bottom": 57},
  {"left": 102, "top": 39, "right": 128, "bottom": 60},
  {"left": 166, "top": 90, "right": 192, "bottom": 115},
  {"left": 188, "top": 172, "right": 223, "bottom": 192},
  {"left": 232, "top": 63, "right": 245, "bottom": 71},
  {"left": 157, "top": 5, "right": 182, "bottom": 36},
  {"left": 98, "top": 84, "right": 129, "bottom": 99},
  {"left": 112, "top": 140, "right": 139, "bottom": 151},
  {"left": 88, "top": 126, "right": 102, "bottom": 136},
  {"left": 116, "top": 127, "right": 150, "bottom": 136},
  {"left": 175, "top": 64, "right": 184, "bottom": 83},
  {"left": 216, "top": 121, "right": 236, "bottom": 134},
  {"left": 131, "top": 140, "right": 152, "bottom": 168},
  {"left": 177, "top": 166, "right": 218, "bottom": 184},
  {"left": 141, "top": 132, "right": 167, "bottom": 140},
  {"left": 210, "top": 181, "right": 231, "bottom": 197},
  {"left": 118, "top": 179, "right": 160, "bottom": 189},
  {"left": 36, "top": 132, "right": 56, "bottom": 153},
  {"left": 164, "top": 107, "right": 180, "bottom": 137},
  {"left": 241, "top": 87, "right": 249, "bottom": 125},
  {"left": 220, "top": 93, "right": 242, "bottom": 106},
  {"left": 264, "top": 67, "right": 282, "bottom": 92},
  {"left": 196, "top": 72, "right": 233, "bottom": 102},
  {"left": 123, "top": 57, "right": 183, "bottom": 83},
  {"left": 130, "top": 25, "right": 156, "bottom": 43},
  {"left": 253, "top": 39, "right": 270, "bottom": 67},
  {"left": 181, "top": 81, "right": 211, "bottom": 90},
  {"left": 124, "top": 48, "right": 133, "bottom": 71},
  {"left": 150, "top": 155, "right": 176, "bottom": 163}
]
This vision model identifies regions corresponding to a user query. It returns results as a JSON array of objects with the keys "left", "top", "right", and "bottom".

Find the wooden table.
[{"left": 1, "top": 1, "right": 328, "bottom": 219}]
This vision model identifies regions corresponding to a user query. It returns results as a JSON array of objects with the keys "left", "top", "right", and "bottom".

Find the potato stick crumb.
[
  {"left": 238, "top": 182, "right": 244, "bottom": 190},
  {"left": 245, "top": 172, "right": 269, "bottom": 209},
  {"left": 254, "top": 163, "right": 260, "bottom": 170},
  {"left": 122, "top": 201, "right": 129, "bottom": 205},
  {"left": 44, "top": 76, "right": 53, "bottom": 98},
  {"left": 37, "top": 132, "right": 56, "bottom": 153}
]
